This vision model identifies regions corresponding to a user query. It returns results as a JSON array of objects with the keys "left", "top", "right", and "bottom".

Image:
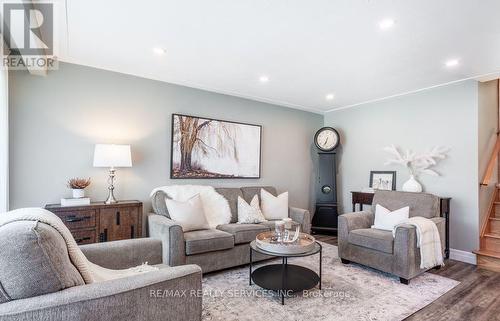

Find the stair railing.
[{"left": 480, "top": 132, "right": 500, "bottom": 187}]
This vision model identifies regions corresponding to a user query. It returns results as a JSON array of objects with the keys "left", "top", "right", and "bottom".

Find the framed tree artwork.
[{"left": 171, "top": 114, "right": 262, "bottom": 179}]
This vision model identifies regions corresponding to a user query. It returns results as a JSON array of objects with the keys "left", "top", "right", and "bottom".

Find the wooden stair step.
[
  {"left": 494, "top": 203, "right": 500, "bottom": 217},
  {"left": 474, "top": 249, "right": 500, "bottom": 259},
  {"left": 489, "top": 217, "right": 500, "bottom": 232},
  {"left": 475, "top": 249, "right": 500, "bottom": 272},
  {"left": 483, "top": 234, "right": 500, "bottom": 250},
  {"left": 484, "top": 233, "right": 500, "bottom": 239}
]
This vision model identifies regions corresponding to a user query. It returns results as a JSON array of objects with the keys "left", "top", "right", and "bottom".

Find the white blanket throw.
[
  {"left": 150, "top": 185, "right": 232, "bottom": 228},
  {"left": 0, "top": 208, "right": 157, "bottom": 284},
  {"left": 394, "top": 216, "right": 444, "bottom": 269}
]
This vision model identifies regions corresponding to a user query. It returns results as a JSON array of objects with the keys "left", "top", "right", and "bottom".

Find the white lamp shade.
[{"left": 93, "top": 144, "right": 132, "bottom": 168}]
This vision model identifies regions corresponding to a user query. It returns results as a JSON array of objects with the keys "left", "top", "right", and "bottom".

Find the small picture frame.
[{"left": 369, "top": 171, "right": 396, "bottom": 191}]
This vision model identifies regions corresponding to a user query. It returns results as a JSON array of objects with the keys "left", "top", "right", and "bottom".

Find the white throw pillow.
[
  {"left": 260, "top": 189, "right": 289, "bottom": 220},
  {"left": 165, "top": 194, "right": 210, "bottom": 232},
  {"left": 237, "top": 195, "right": 267, "bottom": 224},
  {"left": 372, "top": 204, "right": 410, "bottom": 231}
]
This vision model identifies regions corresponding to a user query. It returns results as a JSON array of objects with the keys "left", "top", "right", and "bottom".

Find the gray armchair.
[
  {"left": 0, "top": 219, "right": 202, "bottom": 321},
  {"left": 338, "top": 190, "right": 446, "bottom": 284}
]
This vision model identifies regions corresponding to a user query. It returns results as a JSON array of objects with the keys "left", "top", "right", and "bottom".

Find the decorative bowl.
[{"left": 255, "top": 231, "right": 316, "bottom": 254}]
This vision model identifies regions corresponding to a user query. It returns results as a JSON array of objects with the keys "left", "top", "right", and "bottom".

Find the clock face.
[{"left": 315, "top": 127, "right": 339, "bottom": 151}]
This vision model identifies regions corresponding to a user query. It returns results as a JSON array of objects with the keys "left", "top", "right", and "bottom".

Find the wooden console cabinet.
[{"left": 45, "top": 201, "right": 143, "bottom": 245}]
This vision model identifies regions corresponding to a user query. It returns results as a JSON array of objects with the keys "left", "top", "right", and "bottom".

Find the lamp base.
[
  {"left": 105, "top": 190, "right": 117, "bottom": 204},
  {"left": 105, "top": 168, "right": 118, "bottom": 204}
]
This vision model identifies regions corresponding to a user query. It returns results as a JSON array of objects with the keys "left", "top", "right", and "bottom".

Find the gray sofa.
[
  {"left": 0, "top": 220, "right": 202, "bottom": 321},
  {"left": 338, "top": 190, "right": 446, "bottom": 284},
  {"left": 148, "top": 186, "right": 312, "bottom": 273}
]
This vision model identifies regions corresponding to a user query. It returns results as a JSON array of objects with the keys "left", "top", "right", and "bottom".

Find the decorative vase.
[
  {"left": 72, "top": 188, "right": 85, "bottom": 198},
  {"left": 402, "top": 175, "right": 422, "bottom": 192}
]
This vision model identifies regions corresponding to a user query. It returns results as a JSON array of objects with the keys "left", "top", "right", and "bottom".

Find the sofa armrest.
[
  {"left": 289, "top": 207, "right": 311, "bottom": 234},
  {"left": 148, "top": 214, "right": 186, "bottom": 266},
  {"left": 0, "top": 265, "right": 202, "bottom": 321},
  {"left": 80, "top": 238, "right": 163, "bottom": 269}
]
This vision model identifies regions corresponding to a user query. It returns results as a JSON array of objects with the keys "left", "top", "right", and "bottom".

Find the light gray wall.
[
  {"left": 478, "top": 80, "right": 498, "bottom": 228},
  {"left": 0, "top": 65, "right": 8, "bottom": 212},
  {"left": 9, "top": 63, "right": 322, "bottom": 219},
  {"left": 325, "top": 80, "right": 480, "bottom": 253}
]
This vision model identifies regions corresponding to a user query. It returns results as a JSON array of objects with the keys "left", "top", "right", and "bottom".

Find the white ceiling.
[{"left": 56, "top": 0, "right": 500, "bottom": 114}]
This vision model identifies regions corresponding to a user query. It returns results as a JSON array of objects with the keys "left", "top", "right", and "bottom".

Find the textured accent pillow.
[
  {"left": 237, "top": 195, "right": 267, "bottom": 224},
  {"left": 0, "top": 221, "right": 85, "bottom": 302},
  {"left": 260, "top": 189, "right": 289, "bottom": 220},
  {"left": 372, "top": 204, "right": 410, "bottom": 231},
  {"left": 165, "top": 194, "right": 210, "bottom": 232}
]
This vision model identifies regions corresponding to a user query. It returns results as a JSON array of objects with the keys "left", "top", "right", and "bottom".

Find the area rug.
[{"left": 202, "top": 243, "right": 459, "bottom": 321}]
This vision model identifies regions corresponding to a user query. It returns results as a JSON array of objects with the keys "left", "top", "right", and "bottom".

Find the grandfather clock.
[{"left": 311, "top": 127, "right": 340, "bottom": 234}]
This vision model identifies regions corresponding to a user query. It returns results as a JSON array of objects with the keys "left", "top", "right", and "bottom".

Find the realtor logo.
[{"left": 3, "top": 2, "right": 53, "bottom": 55}]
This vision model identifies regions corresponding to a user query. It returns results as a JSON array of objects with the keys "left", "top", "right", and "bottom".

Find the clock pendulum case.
[{"left": 311, "top": 127, "right": 340, "bottom": 234}]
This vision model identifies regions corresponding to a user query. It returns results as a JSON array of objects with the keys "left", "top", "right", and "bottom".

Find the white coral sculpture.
[{"left": 383, "top": 145, "right": 449, "bottom": 177}]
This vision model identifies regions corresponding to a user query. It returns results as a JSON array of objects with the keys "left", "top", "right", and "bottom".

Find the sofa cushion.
[
  {"left": 371, "top": 190, "right": 439, "bottom": 219},
  {"left": 151, "top": 190, "right": 170, "bottom": 218},
  {"left": 241, "top": 186, "right": 277, "bottom": 204},
  {"left": 217, "top": 224, "right": 270, "bottom": 244},
  {"left": 372, "top": 204, "right": 409, "bottom": 231},
  {"left": 348, "top": 228, "right": 394, "bottom": 254},
  {"left": 215, "top": 188, "right": 244, "bottom": 223},
  {"left": 0, "top": 221, "right": 85, "bottom": 302},
  {"left": 260, "top": 189, "right": 289, "bottom": 220},
  {"left": 237, "top": 195, "right": 266, "bottom": 224},
  {"left": 184, "top": 229, "right": 234, "bottom": 255},
  {"left": 165, "top": 194, "right": 210, "bottom": 232}
]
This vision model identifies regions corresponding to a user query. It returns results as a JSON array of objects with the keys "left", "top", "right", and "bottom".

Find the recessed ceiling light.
[
  {"left": 379, "top": 18, "right": 395, "bottom": 30},
  {"left": 259, "top": 75, "right": 269, "bottom": 83},
  {"left": 153, "top": 47, "right": 166, "bottom": 55},
  {"left": 325, "top": 93, "right": 335, "bottom": 101},
  {"left": 445, "top": 59, "right": 459, "bottom": 67}
]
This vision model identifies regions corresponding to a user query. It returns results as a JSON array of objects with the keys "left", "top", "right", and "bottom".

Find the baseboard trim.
[{"left": 449, "top": 248, "right": 477, "bottom": 265}]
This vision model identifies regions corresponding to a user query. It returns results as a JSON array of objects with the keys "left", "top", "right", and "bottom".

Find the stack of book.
[{"left": 61, "top": 198, "right": 91, "bottom": 207}]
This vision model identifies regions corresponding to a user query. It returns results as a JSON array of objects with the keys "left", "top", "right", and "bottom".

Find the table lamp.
[{"left": 93, "top": 144, "right": 132, "bottom": 204}]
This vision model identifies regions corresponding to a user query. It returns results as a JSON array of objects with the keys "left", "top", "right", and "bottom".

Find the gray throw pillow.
[
  {"left": 152, "top": 190, "right": 171, "bottom": 218},
  {"left": 0, "top": 221, "right": 84, "bottom": 301}
]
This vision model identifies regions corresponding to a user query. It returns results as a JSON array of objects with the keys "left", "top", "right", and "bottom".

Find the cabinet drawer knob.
[
  {"left": 75, "top": 237, "right": 91, "bottom": 243},
  {"left": 66, "top": 215, "right": 90, "bottom": 223}
]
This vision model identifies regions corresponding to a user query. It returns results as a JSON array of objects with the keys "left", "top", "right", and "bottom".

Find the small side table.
[
  {"left": 440, "top": 198, "right": 451, "bottom": 259},
  {"left": 351, "top": 191, "right": 374, "bottom": 212}
]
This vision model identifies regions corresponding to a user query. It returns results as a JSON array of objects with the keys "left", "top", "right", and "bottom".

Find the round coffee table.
[{"left": 249, "top": 240, "right": 322, "bottom": 305}]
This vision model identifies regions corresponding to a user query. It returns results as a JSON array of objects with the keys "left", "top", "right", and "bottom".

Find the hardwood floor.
[{"left": 315, "top": 234, "right": 500, "bottom": 321}]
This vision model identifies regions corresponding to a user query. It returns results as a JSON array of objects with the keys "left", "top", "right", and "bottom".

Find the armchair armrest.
[
  {"left": 289, "top": 207, "right": 311, "bottom": 234},
  {"left": 338, "top": 211, "right": 374, "bottom": 257},
  {"left": 0, "top": 265, "right": 202, "bottom": 321},
  {"left": 430, "top": 217, "right": 446, "bottom": 254},
  {"left": 148, "top": 214, "right": 186, "bottom": 266},
  {"left": 338, "top": 210, "right": 374, "bottom": 233},
  {"left": 80, "top": 238, "right": 162, "bottom": 269},
  {"left": 393, "top": 224, "right": 418, "bottom": 279}
]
